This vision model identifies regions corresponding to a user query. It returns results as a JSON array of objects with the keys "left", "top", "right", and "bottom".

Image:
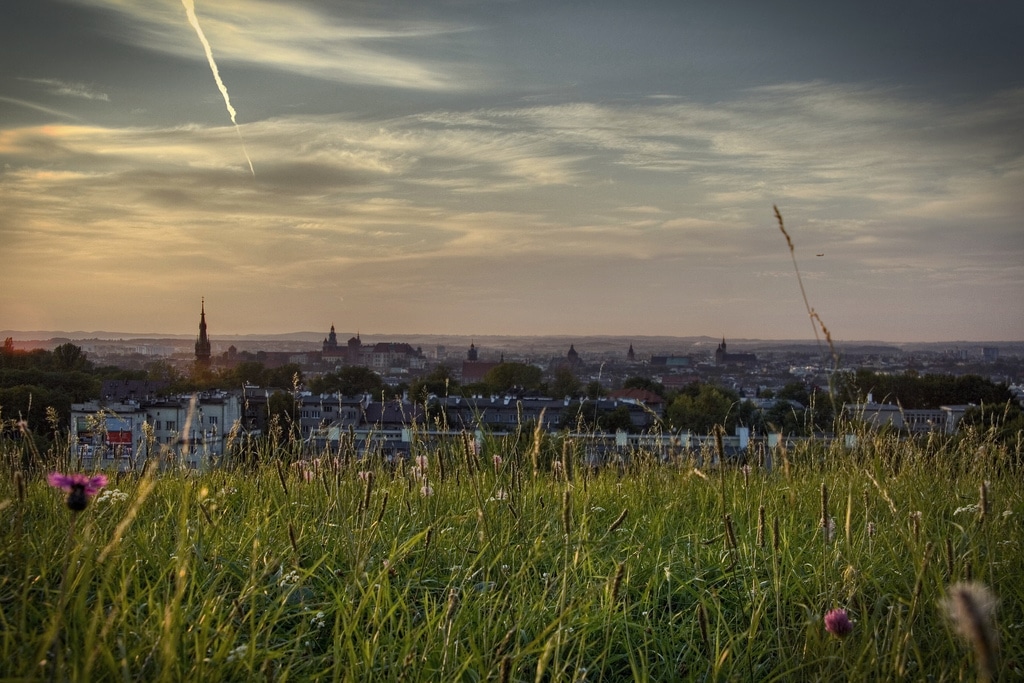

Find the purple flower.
[
  {"left": 48, "top": 472, "right": 108, "bottom": 511},
  {"left": 824, "top": 608, "right": 853, "bottom": 638}
]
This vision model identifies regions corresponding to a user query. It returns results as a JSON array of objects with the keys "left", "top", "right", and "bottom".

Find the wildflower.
[
  {"left": 420, "top": 484, "right": 434, "bottom": 497},
  {"left": 225, "top": 644, "right": 248, "bottom": 663},
  {"left": 824, "top": 608, "right": 853, "bottom": 638},
  {"left": 492, "top": 454, "right": 503, "bottom": 470},
  {"left": 357, "top": 470, "right": 372, "bottom": 482},
  {"left": 95, "top": 488, "right": 129, "bottom": 504},
  {"left": 415, "top": 455, "right": 428, "bottom": 470},
  {"left": 48, "top": 472, "right": 108, "bottom": 511},
  {"left": 311, "top": 611, "right": 327, "bottom": 629}
]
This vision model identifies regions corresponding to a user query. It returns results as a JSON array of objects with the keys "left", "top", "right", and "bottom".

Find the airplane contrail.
[{"left": 181, "top": 0, "right": 255, "bottom": 176}]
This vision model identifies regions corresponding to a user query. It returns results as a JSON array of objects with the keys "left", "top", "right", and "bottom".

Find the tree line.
[{"left": 2, "top": 341, "right": 1018, "bottom": 442}]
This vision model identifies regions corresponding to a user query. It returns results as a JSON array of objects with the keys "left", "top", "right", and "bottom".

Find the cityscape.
[{"left": 5, "top": 301, "right": 1020, "bottom": 471}]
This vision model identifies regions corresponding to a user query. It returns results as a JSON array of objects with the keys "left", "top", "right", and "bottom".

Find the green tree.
[
  {"left": 265, "top": 363, "right": 303, "bottom": 390},
  {"left": 562, "top": 401, "right": 635, "bottom": 433},
  {"left": 622, "top": 376, "right": 666, "bottom": 398},
  {"left": 265, "top": 390, "right": 300, "bottom": 443},
  {"left": 52, "top": 343, "right": 90, "bottom": 371},
  {"left": 226, "top": 361, "right": 268, "bottom": 387},
  {"left": 409, "top": 365, "right": 458, "bottom": 402},
  {"left": 549, "top": 367, "right": 582, "bottom": 398},
  {"left": 309, "top": 366, "right": 385, "bottom": 397},
  {"left": 483, "top": 363, "right": 543, "bottom": 394},
  {"left": 666, "top": 383, "right": 740, "bottom": 433},
  {"left": 585, "top": 380, "right": 607, "bottom": 400}
]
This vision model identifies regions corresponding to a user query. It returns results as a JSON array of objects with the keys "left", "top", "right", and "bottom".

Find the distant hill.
[{"left": 3, "top": 330, "right": 1020, "bottom": 358}]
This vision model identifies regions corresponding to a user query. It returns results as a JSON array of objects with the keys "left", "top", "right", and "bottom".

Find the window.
[
  {"left": 208, "top": 416, "right": 218, "bottom": 425},
  {"left": 166, "top": 421, "right": 176, "bottom": 431},
  {"left": 154, "top": 420, "right": 162, "bottom": 430}
]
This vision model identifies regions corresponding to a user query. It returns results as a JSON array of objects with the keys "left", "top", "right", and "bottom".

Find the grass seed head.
[{"left": 943, "top": 582, "right": 999, "bottom": 682}]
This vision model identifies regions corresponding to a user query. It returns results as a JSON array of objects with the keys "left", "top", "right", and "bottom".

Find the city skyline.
[{"left": 2, "top": 1, "right": 1023, "bottom": 342}]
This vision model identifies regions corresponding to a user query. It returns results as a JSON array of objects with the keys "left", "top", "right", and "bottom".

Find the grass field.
[{"left": 1, "top": 424, "right": 1021, "bottom": 681}]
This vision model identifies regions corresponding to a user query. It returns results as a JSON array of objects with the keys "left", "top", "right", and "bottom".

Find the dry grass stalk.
[{"left": 943, "top": 582, "right": 999, "bottom": 683}]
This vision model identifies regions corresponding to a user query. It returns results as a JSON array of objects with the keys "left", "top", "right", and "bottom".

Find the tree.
[
  {"left": 483, "top": 363, "right": 543, "bottom": 394},
  {"left": 309, "top": 366, "right": 385, "bottom": 397},
  {"left": 562, "top": 401, "right": 635, "bottom": 433},
  {"left": 409, "top": 365, "right": 458, "bottom": 403},
  {"left": 53, "top": 343, "right": 90, "bottom": 371},
  {"left": 226, "top": 361, "right": 267, "bottom": 387},
  {"left": 144, "top": 360, "right": 180, "bottom": 383},
  {"left": 265, "top": 363, "right": 303, "bottom": 390},
  {"left": 666, "top": 383, "right": 740, "bottom": 433},
  {"left": 585, "top": 380, "right": 607, "bottom": 400},
  {"left": 549, "top": 367, "right": 582, "bottom": 398},
  {"left": 266, "top": 390, "right": 300, "bottom": 442},
  {"left": 622, "top": 376, "right": 666, "bottom": 398}
]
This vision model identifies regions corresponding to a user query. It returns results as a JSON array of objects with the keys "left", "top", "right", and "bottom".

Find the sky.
[{"left": 1, "top": 0, "right": 1022, "bottom": 342}]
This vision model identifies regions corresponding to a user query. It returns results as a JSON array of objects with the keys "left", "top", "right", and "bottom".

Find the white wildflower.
[
  {"left": 225, "top": 644, "right": 248, "bottom": 663},
  {"left": 96, "top": 489, "right": 128, "bottom": 504}
]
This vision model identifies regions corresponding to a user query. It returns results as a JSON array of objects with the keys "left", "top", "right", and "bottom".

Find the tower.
[
  {"left": 195, "top": 299, "right": 211, "bottom": 367},
  {"left": 323, "top": 324, "right": 340, "bottom": 354}
]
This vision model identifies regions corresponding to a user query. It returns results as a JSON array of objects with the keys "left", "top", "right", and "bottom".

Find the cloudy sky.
[{"left": 2, "top": 0, "right": 1022, "bottom": 342}]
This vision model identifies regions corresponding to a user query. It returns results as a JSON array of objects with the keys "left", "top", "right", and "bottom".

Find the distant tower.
[
  {"left": 627, "top": 343, "right": 635, "bottom": 362},
  {"left": 195, "top": 299, "right": 212, "bottom": 367},
  {"left": 323, "top": 324, "right": 339, "bottom": 353},
  {"left": 347, "top": 333, "right": 363, "bottom": 365},
  {"left": 567, "top": 344, "right": 579, "bottom": 366},
  {"left": 467, "top": 342, "right": 478, "bottom": 362},
  {"left": 715, "top": 337, "right": 726, "bottom": 366}
]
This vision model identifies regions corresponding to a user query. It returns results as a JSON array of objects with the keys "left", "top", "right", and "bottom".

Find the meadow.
[{"left": 1, "top": 424, "right": 1021, "bottom": 682}]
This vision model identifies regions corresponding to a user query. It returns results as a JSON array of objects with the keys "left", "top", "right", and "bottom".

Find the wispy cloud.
[
  {"left": 20, "top": 78, "right": 110, "bottom": 101},
  {"left": 71, "top": 0, "right": 482, "bottom": 91},
  {"left": 2, "top": 79, "right": 1022, "bottom": 337}
]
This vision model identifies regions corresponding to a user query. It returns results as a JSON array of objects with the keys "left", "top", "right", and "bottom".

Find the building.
[
  {"left": 715, "top": 338, "right": 757, "bottom": 367},
  {"left": 70, "top": 392, "right": 243, "bottom": 471},
  {"left": 461, "top": 343, "right": 501, "bottom": 384},
  {"left": 842, "top": 400, "right": 969, "bottom": 434},
  {"left": 322, "top": 325, "right": 343, "bottom": 359},
  {"left": 195, "top": 299, "right": 211, "bottom": 367}
]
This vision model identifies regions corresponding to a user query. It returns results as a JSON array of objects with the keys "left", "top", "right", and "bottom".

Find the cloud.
[
  {"left": 0, "top": 96, "right": 82, "bottom": 120},
  {"left": 19, "top": 78, "right": 110, "bottom": 101},
  {"left": 70, "top": 0, "right": 483, "bottom": 91},
  {"left": 2, "top": 80, "right": 1022, "bottom": 338}
]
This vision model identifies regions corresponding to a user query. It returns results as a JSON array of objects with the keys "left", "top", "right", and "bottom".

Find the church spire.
[{"left": 195, "top": 298, "right": 211, "bottom": 366}]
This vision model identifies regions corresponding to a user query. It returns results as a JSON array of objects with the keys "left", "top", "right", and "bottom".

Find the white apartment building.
[{"left": 70, "top": 392, "right": 242, "bottom": 471}]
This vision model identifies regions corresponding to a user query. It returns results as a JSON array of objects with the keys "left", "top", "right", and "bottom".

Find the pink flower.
[
  {"left": 492, "top": 454, "right": 503, "bottom": 470},
  {"left": 415, "top": 455, "right": 428, "bottom": 470},
  {"left": 420, "top": 484, "right": 434, "bottom": 497},
  {"left": 48, "top": 472, "right": 108, "bottom": 511},
  {"left": 824, "top": 608, "right": 853, "bottom": 638}
]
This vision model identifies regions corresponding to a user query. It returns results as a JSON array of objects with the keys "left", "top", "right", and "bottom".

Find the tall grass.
[{"left": 1, "top": 423, "right": 1021, "bottom": 681}]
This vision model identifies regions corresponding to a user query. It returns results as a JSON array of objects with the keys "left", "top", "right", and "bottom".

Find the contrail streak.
[{"left": 181, "top": 0, "right": 255, "bottom": 176}]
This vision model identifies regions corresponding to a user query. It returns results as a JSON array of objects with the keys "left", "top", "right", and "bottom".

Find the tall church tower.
[{"left": 195, "top": 299, "right": 212, "bottom": 367}]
